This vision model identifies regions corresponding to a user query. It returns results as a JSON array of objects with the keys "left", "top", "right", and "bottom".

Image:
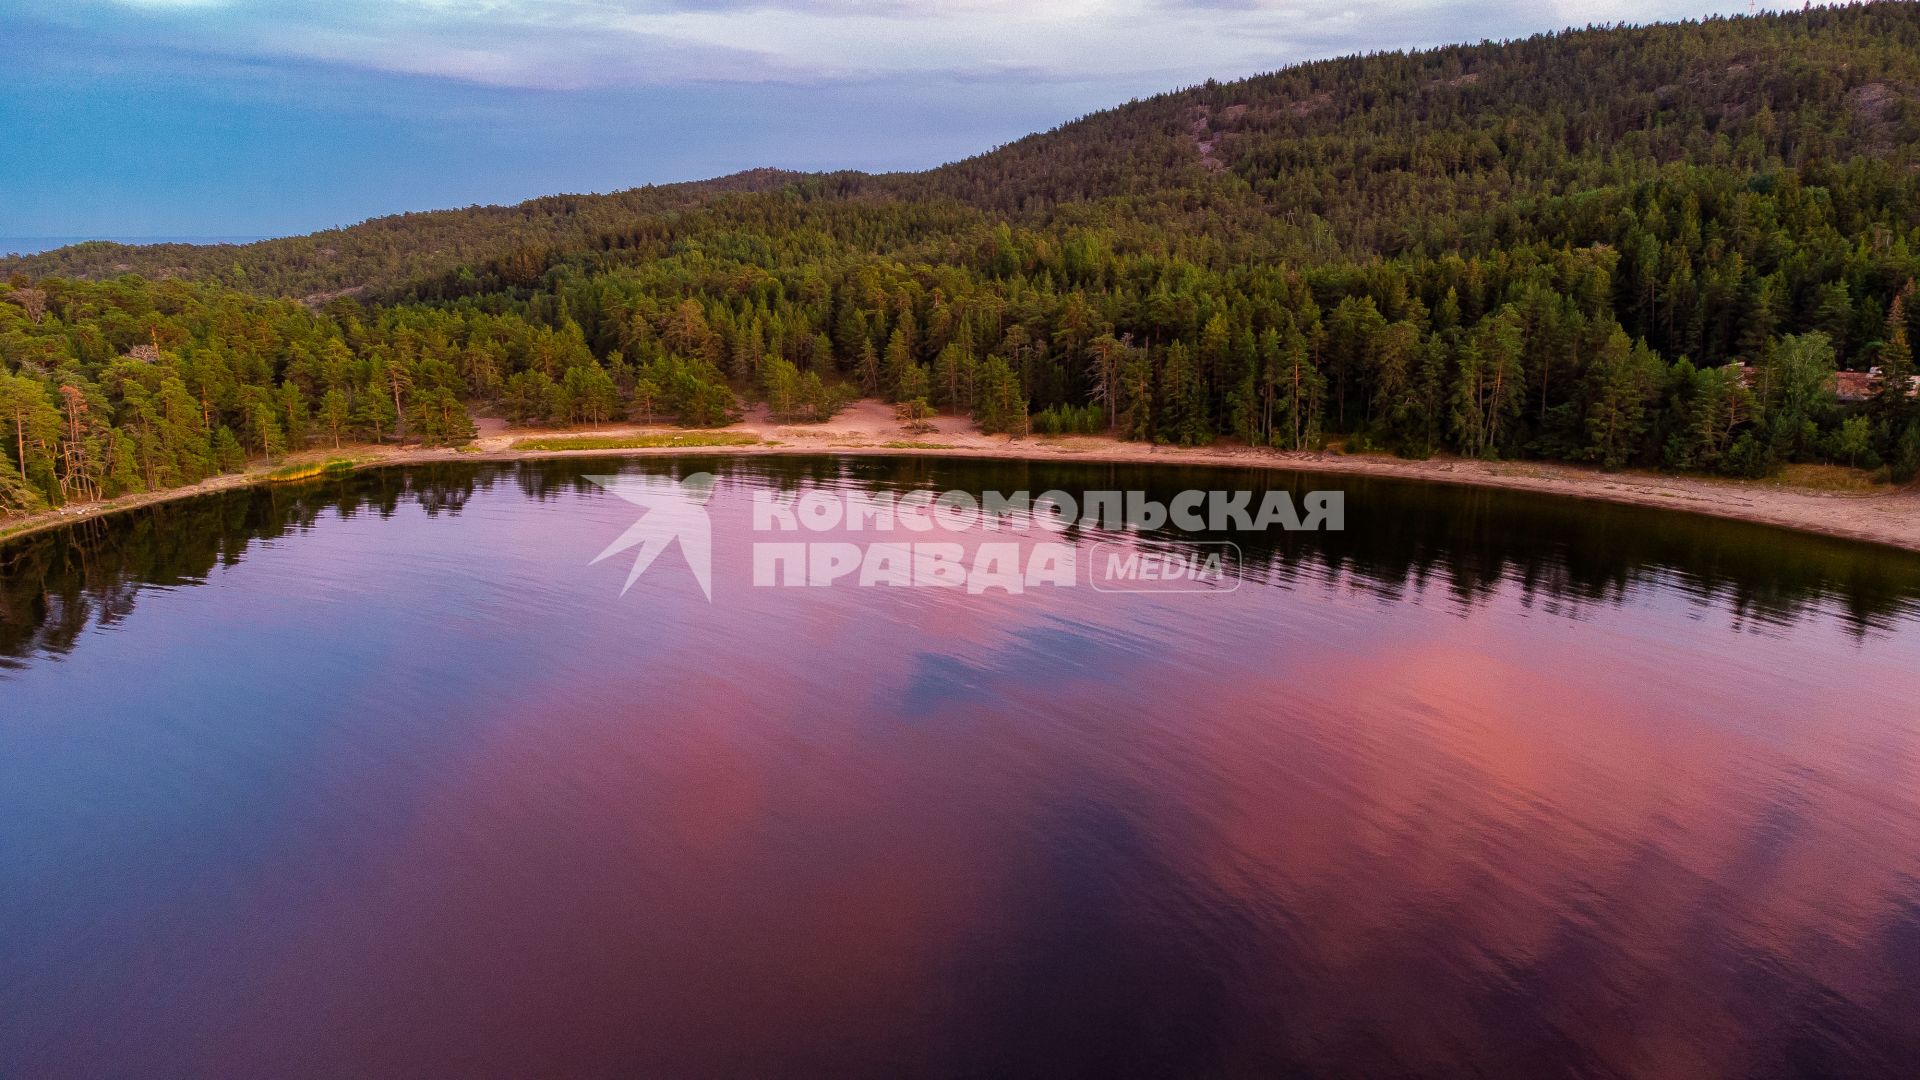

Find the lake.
[{"left": 4, "top": 456, "right": 1920, "bottom": 1078}]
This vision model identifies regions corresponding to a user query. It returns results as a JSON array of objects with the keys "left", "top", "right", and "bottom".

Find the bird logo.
[{"left": 584, "top": 471, "right": 716, "bottom": 600}]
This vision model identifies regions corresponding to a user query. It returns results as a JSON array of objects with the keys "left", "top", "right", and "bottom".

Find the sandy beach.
[{"left": 6, "top": 400, "right": 1920, "bottom": 553}]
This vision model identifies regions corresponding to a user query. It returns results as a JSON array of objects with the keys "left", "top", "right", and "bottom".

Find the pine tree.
[
  {"left": 856, "top": 338, "right": 882, "bottom": 396},
  {"left": 319, "top": 389, "right": 352, "bottom": 449},
  {"left": 1086, "top": 334, "right": 1129, "bottom": 432},
  {"left": 159, "top": 376, "right": 212, "bottom": 483},
  {"left": 1274, "top": 324, "right": 1326, "bottom": 451},
  {"left": 933, "top": 342, "right": 977, "bottom": 412},
  {"left": 1326, "top": 296, "right": 1385, "bottom": 431},
  {"left": 973, "top": 355, "right": 1028, "bottom": 436},
  {"left": 278, "top": 382, "right": 310, "bottom": 452},
  {"left": 1873, "top": 287, "right": 1914, "bottom": 428},
  {"left": 1766, "top": 332, "right": 1837, "bottom": 460},
  {"left": 407, "top": 387, "right": 476, "bottom": 446},
  {"left": 107, "top": 430, "right": 144, "bottom": 496},
  {"left": 1739, "top": 275, "right": 1783, "bottom": 364},
  {"left": 1471, "top": 309, "right": 1526, "bottom": 456},
  {"left": 0, "top": 373, "right": 60, "bottom": 499},
  {"left": 0, "top": 459, "right": 44, "bottom": 515},
  {"left": 1370, "top": 321, "right": 1421, "bottom": 437},
  {"left": 55, "top": 383, "right": 105, "bottom": 503},
  {"left": 1155, "top": 343, "right": 1209, "bottom": 446},
  {"left": 763, "top": 357, "right": 802, "bottom": 420},
  {"left": 356, "top": 370, "right": 399, "bottom": 439},
  {"left": 883, "top": 326, "right": 916, "bottom": 401},
  {"left": 501, "top": 370, "right": 555, "bottom": 425},
  {"left": 898, "top": 362, "right": 930, "bottom": 405},
  {"left": 250, "top": 397, "right": 285, "bottom": 463},
  {"left": 1813, "top": 281, "right": 1855, "bottom": 362},
  {"left": 1582, "top": 326, "right": 1654, "bottom": 469},
  {"left": 731, "top": 319, "right": 765, "bottom": 383},
  {"left": 211, "top": 425, "right": 247, "bottom": 473},
  {"left": 625, "top": 374, "right": 656, "bottom": 424},
  {"left": 1119, "top": 345, "right": 1155, "bottom": 442},
  {"left": 562, "top": 365, "right": 620, "bottom": 425}
]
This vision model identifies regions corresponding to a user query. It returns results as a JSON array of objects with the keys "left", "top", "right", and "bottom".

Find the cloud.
[
  {"left": 1, "top": 0, "right": 1793, "bottom": 235},
  {"left": 46, "top": 0, "right": 1772, "bottom": 92}
]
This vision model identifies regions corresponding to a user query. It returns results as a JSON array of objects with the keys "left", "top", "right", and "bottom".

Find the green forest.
[{"left": 5, "top": 3, "right": 1920, "bottom": 519}]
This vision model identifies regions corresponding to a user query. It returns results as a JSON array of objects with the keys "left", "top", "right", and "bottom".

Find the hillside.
[
  {"left": 4, "top": 3, "right": 1920, "bottom": 521},
  {"left": 914, "top": 3, "right": 1920, "bottom": 244},
  {"left": 8, "top": 4, "right": 1918, "bottom": 299},
  {"left": 0, "top": 169, "right": 806, "bottom": 303}
]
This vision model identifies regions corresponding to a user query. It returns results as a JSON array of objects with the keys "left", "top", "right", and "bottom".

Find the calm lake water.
[{"left": 5, "top": 456, "right": 1920, "bottom": 1078}]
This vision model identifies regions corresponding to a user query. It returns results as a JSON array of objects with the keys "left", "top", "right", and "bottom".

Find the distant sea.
[{"left": 0, "top": 236, "right": 268, "bottom": 257}]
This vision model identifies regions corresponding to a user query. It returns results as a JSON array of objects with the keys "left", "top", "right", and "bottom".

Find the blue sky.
[{"left": 2, "top": 0, "right": 1770, "bottom": 238}]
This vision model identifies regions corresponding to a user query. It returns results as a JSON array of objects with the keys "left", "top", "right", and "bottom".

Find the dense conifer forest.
[{"left": 4, "top": 3, "right": 1920, "bottom": 519}]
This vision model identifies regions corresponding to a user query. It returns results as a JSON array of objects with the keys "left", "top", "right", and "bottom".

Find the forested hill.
[
  {"left": 5, "top": 4, "right": 1920, "bottom": 522},
  {"left": 9, "top": 2, "right": 1919, "bottom": 300},
  {"left": 908, "top": 0, "right": 1920, "bottom": 254},
  {"left": 0, "top": 169, "right": 808, "bottom": 302}
]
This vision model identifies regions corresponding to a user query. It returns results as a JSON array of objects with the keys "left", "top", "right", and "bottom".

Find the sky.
[{"left": 1, "top": 0, "right": 1776, "bottom": 239}]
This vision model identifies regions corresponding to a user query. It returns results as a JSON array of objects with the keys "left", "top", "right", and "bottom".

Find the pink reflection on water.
[{"left": 4, "top": 467, "right": 1920, "bottom": 1076}]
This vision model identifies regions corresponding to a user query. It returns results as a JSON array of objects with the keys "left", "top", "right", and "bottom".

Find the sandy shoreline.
[{"left": 5, "top": 401, "right": 1919, "bottom": 553}]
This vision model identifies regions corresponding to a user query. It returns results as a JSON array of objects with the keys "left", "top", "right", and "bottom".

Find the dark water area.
[{"left": 4, "top": 456, "right": 1920, "bottom": 1078}]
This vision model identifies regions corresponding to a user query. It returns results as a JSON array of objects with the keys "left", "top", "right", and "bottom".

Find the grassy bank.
[
  {"left": 511, "top": 433, "right": 762, "bottom": 452},
  {"left": 266, "top": 459, "right": 359, "bottom": 483}
]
